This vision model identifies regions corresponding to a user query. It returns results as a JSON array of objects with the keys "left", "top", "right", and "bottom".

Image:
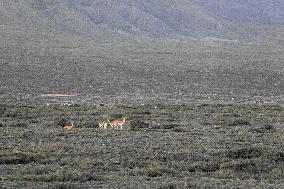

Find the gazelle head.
[{"left": 99, "top": 121, "right": 108, "bottom": 129}]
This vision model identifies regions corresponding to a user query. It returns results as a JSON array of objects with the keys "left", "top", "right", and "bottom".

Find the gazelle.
[
  {"left": 107, "top": 118, "right": 126, "bottom": 130},
  {"left": 99, "top": 121, "right": 109, "bottom": 129},
  {"left": 63, "top": 120, "right": 74, "bottom": 130}
]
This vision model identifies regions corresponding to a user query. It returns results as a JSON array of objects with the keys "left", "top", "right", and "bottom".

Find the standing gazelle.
[
  {"left": 107, "top": 118, "right": 126, "bottom": 130},
  {"left": 63, "top": 120, "right": 74, "bottom": 130}
]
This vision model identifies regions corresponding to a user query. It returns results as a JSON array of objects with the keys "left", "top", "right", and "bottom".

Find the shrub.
[
  {"left": 250, "top": 122, "right": 277, "bottom": 133},
  {"left": 265, "top": 168, "right": 284, "bottom": 179},
  {"left": 219, "top": 160, "right": 259, "bottom": 179},
  {"left": 157, "top": 182, "right": 177, "bottom": 189},
  {"left": 225, "top": 147, "right": 262, "bottom": 159},
  {"left": 0, "top": 152, "right": 42, "bottom": 165},
  {"left": 129, "top": 119, "right": 150, "bottom": 130},
  {"left": 213, "top": 114, "right": 250, "bottom": 126},
  {"left": 53, "top": 116, "right": 72, "bottom": 127},
  {"left": 0, "top": 122, "right": 5, "bottom": 127},
  {"left": 9, "top": 122, "right": 28, "bottom": 128},
  {"left": 154, "top": 124, "right": 177, "bottom": 130},
  {"left": 78, "top": 116, "right": 96, "bottom": 128},
  {"left": 227, "top": 117, "right": 250, "bottom": 126},
  {"left": 109, "top": 114, "right": 124, "bottom": 120}
]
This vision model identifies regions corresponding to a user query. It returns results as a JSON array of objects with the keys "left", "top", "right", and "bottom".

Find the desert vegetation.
[
  {"left": 0, "top": 36, "right": 283, "bottom": 188},
  {"left": 0, "top": 103, "right": 284, "bottom": 188},
  {"left": 1, "top": 1, "right": 284, "bottom": 188}
]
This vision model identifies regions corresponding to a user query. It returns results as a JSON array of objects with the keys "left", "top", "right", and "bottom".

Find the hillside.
[
  {"left": 191, "top": 0, "right": 284, "bottom": 24},
  {"left": 1, "top": 0, "right": 284, "bottom": 41}
]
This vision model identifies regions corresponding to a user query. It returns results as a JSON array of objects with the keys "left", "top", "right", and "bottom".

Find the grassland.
[{"left": 0, "top": 103, "right": 284, "bottom": 188}]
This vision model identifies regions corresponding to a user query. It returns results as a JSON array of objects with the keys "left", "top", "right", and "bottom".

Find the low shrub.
[
  {"left": 129, "top": 119, "right": 150, "bottom": 130},
  {"left": 157, "top": 182, "right": 177, "bottom": 189},
  {"left": 9, "top": 122, "right": 28, "bottom": 128},
  {"left": 225, "top": 147, "right": 262, "bottom": 159}
]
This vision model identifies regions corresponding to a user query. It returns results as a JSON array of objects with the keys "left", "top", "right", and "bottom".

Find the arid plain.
[{"left": 0, "top": 32, "right": 284, "bottom": 188}]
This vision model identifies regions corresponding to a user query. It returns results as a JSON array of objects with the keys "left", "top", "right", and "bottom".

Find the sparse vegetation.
[
  {"left": 0, "top": 103, "right": 284, "bottom": 188},
  {"left": 1, "top": 2, "right": 284, "bottom": 187},
  {"left": 129, "top": 118, "right": 150, "bottom": 130}
]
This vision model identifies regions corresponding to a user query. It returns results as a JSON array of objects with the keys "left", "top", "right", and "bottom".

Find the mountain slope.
[
  {"left": 65, "top": 0, "right": 261, "bottom": 39},
  {"left": 1, "top": 0, "right": 284, "bottom": 41},
  {"left": 191, "top": 0, "right": 284, "bottom": 24}
]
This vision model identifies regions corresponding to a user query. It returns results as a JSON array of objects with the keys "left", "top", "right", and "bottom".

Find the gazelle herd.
[
  {"left": 63, "top": 117, "right": 126, "bottom": 130},
  {"left": 99, "top": 118, "right": 126, "bottom": 130}
]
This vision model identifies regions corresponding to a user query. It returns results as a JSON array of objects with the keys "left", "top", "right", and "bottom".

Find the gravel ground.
[{"left": 0, "top": 37, "right": 283, "bottom": 106}]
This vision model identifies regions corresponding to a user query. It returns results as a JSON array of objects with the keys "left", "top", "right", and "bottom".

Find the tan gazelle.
[
  {"left": 63, "top": 120, "right": 74, "bottom": 130},
  {"left": 107, "top": 118, "right": 126, "bottom": 130}
]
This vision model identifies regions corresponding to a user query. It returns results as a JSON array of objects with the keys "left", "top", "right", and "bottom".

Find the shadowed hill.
[{"left": 191, "top": 0, "right": 284, "bottom": 24}]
